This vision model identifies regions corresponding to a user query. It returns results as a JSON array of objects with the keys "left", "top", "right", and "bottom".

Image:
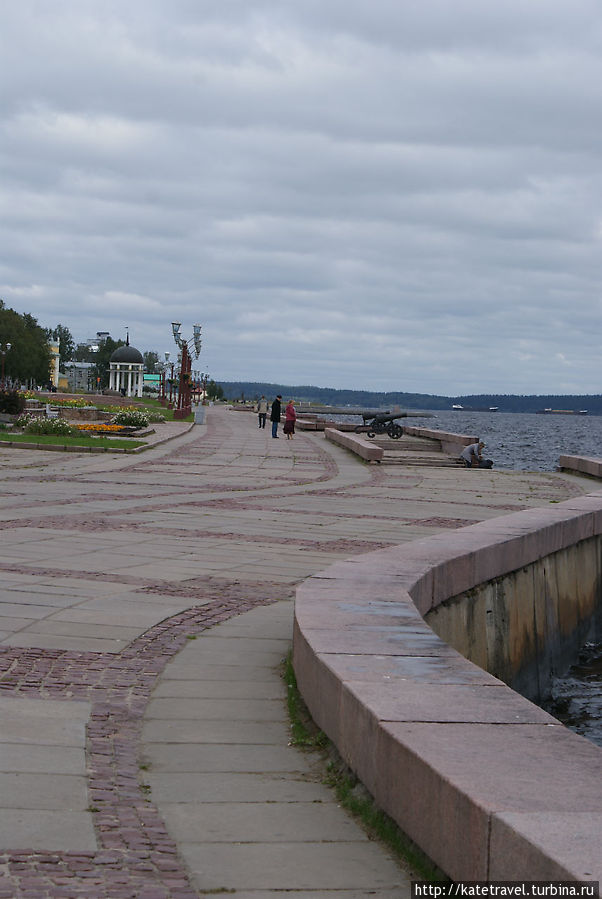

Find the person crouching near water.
[
  {"left": 283, "top": 399, "right": 297, "bottom": 439},
  {"left": 460, "top": 440, "right": 492, "bottom": 468}
]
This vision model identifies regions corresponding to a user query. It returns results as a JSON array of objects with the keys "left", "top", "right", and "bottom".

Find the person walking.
[
  {"left": 283, "top": 399, "right": 297, "bottom": 439},
  {"left": 256, "top": 395, "right": 268, "bottom": 429},
  {"left": 270, "top": 395, "right": 282, "bottom": 438}
]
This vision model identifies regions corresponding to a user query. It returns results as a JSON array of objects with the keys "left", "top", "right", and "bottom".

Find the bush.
[
  {"left": 0, "top": 389, "right": 26, "bottom": 415},
  {"left": 146, "top": 410, "right": 166, "bottom": 423},
  {"left": 15, "top": 412, "right": 39, "bottom": 429},
  {"left": 112, "top": 409, "right": 149, "bottom": 428},
  {"left": 24, "top": 418, "right": 75, "bottom": 436}
]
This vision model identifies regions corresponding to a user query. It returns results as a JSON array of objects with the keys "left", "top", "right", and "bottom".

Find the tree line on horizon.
[{"left": 217, "top": 381, "right": 602, "bottom": 415}]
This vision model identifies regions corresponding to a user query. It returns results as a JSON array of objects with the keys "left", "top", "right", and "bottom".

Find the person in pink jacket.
[{"left": 283, "top": 399, "right": 297, "bottom": 440}]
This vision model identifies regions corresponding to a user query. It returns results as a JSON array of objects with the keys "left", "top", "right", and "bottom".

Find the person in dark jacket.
[{"left": 270, "top": 395, "right": 282, "bottom": 438}]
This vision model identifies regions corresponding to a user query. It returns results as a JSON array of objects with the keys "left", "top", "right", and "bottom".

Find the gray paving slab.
[
  {"left": 0, "top": 601, "right": 57, "bottom": 619},
  {"left": 181, "top": 841, "right": 408, "bottom": 893},
  {"left": 0, "top": 696, "right": 95, "bottom": 851},
  {"left": 192, "top": 634, "right": 292, "bottom": 654},
  {"left": 152, "top": 678, "right": 286, "bottom": 699},
  {"left": 146, "top": 696, "right": 288, "bottom": 721},
  {"left": 0, "top": 744, "right": 86, "bottom": 775},
  {"left": 154, "top": 656, "right": 282, "bottom": 684},
  {"left": 0, "top": 810, "right": 97, "bottom": 852},
  {"left": 147, "top": 771, "right": 333, "bottom": 804},
  {"left": 162, "top": 648, "right": 288, "bottom": 668},
  {"left": 158, "top": 799, "right": 370, "bottom": 842},
  {"left": 145, "top": 742, "right": 316, "bottom": 774},
  {"left": 0, "top": 772, "right": 90, "bottom": 809},
  {"left": 23, "top": 619, "right": 143, "bottom": 640},
  {"left": 2, "top": 632, "right": 133, "bottom": 652}
]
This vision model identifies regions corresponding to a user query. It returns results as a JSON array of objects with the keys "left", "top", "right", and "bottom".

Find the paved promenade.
[{"left": 0, "top": 406, "right": 593, "bottom": 897}]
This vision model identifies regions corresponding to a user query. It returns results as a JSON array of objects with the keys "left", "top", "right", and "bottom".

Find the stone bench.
[
  {"left": 293, "top": 493, "right": 602, "bottom": 882},
  {"left": 324, "top": 428, "right": 383, "bottom": 462},
  {"left": 558, "top": 454, "right": 602, "bottom": 479}
]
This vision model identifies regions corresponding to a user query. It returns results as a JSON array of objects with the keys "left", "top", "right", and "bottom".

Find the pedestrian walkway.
[{"left": 0, "top": 406, "right": 592, "bottom": 897}]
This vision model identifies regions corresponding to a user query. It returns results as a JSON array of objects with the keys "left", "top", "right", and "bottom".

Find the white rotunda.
[{"left": 108, "top": 340, "right": 144, "bottom": 397}]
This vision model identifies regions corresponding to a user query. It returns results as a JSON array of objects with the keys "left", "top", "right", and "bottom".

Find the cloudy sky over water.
[{"left": 2, "top": 1, "right": 602, "bottom": 395}]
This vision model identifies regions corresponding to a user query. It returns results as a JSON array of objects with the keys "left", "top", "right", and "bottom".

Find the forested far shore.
[{"left": 218, "top": 382, "right": 602, "bottom": 415}]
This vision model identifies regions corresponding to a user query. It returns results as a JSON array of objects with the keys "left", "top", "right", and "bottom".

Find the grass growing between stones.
[{"left": 283, "top": 653, "right": 449, "bottom": 884}]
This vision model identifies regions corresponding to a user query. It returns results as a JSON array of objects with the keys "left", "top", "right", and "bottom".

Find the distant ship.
[
  {"left": 535, "top": 408, "right": 588, "bottom": 415},
  {"left": 452, "top": 404, "right": 499, "bottom": 412}
]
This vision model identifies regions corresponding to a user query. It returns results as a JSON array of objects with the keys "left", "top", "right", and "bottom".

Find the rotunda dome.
[{"left": 110, "top": 344, "right": 143, "bottom": 364}]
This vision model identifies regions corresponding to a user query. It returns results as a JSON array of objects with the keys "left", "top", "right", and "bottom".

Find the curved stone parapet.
[{"left": 293, "top": 491, "right": 602, "bottom": 882}]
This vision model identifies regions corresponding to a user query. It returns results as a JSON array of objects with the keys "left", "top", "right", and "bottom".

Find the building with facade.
[
  {"left": 48, "top": 342, "right": 60, "bottom": 388},
  {"left": 64, "top": 361, "right": 95, "bottom": 392}
]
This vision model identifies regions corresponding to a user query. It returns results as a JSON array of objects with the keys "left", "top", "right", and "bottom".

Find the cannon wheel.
[
  {"left": 387, "top": 423, "right": 403, "bottom": 439},
  {"left": 367, "top": 431, "right": 376, "bottom": 439},
  {"left": 373, "top": 421, "right": 387, "bottom": 434}
]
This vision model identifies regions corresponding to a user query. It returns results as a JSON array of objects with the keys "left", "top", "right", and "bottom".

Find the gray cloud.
[{"left": 2, "top": 0, "right": 602, "bottom": 394}]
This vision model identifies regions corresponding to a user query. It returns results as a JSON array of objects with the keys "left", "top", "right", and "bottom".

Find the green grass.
[
  {"left": 0, "top": 433, "right": 146, "bottom": 450},
  {"left": 282, "top": 654, "right": 449, "bottom": 883},
  {"left": 139, "top": 397, "right": 194, "bottom": 422}
]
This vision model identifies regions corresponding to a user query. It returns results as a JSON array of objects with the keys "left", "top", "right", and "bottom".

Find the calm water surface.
[{"left": 410, "top": 409, "right": 602, "bottom": 472}]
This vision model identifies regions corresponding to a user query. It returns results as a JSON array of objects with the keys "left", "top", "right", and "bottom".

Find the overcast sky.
[{"left": 2, "top": 1, "right": 602, "bottom": 395}]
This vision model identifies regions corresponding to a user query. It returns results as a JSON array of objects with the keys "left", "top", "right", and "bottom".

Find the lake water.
[
  {"left": 406, "top": 409, "right": 602, "bottom": 472},
  {"left": 542, "top": 644, "right": 602, "bottom": 748}
]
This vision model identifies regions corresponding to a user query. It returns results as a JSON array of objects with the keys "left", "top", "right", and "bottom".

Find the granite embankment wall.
[{"left": 293, "top": 491, "right": 602, "bottom": 882}]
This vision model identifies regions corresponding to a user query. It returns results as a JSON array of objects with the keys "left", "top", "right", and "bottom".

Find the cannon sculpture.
[{"left": 354, "top": 411, "right": 405, "bottom": 439}]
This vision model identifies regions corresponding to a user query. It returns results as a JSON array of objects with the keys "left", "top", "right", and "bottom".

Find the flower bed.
[
  {"left": 21, "top": 417, "right": 75, "bottom": 436},
  {"left": 76, "top": 423, "right": 126, "bottom": 433},
  {"left": 111, "top": 409, "right": 150, "bottom": 428},
  {"left": 25, "top": 393, "right": 89, "bottom": 408}
]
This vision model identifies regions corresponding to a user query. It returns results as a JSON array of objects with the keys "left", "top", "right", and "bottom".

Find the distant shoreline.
[{"left": 219, "top": 381, "right": 602, "bottom": 416}]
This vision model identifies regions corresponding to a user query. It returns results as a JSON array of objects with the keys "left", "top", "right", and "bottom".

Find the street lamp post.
[
  {"left": 171, "top": 322, "right": 202, "bottom": 419},
  {"left": 156, "top": 352, "right": 171, "bottom": 406},
  {"left": 0, "top": 343, "right": 12, "bottom": 390},
  {"left": 200, "top": 371, "right": 209, "bottom": 405}
]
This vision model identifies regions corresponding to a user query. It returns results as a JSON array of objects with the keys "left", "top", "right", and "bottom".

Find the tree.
[
  {"left": 206, "top": 379, "right": 224, "bottom": 401},
  {"left": 92, "top": 337, "right": 125, "bottom": 390},
  {"left": 143, "top": 351, "right": 159, "bottom": 373},
  {"left": 0, "top": 300, "right": 52, "bottom": 386},
  {"left": 50, "top": 324, "right": 75, "bottom": 369},
  {"left": 72, "top": 343, "right": 95, "bottom": 362}
]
